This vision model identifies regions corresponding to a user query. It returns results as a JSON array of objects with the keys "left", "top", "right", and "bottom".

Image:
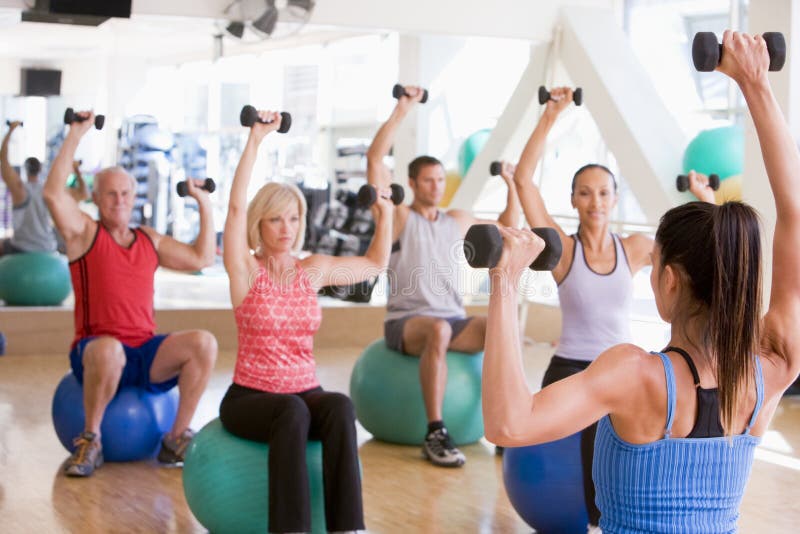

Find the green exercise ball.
[
  {"left": 183, "top": 418, "right": 327, "bottom": 534},
  {"left": 0, "top": 252, "right": 71, "bottom": 306},
  {"left": 682, "top": 125, "right": 744, "bottom": 180},
  {"left": 350, "top": 339, "right": 484, "bottom": 445},
  {"left": 458, "top": 128, "right": 492, "bottom": 177}
]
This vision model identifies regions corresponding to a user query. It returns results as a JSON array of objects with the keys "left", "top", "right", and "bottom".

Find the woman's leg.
[{"left": 220, "top": 384, "right": 312, "bottom": 533}]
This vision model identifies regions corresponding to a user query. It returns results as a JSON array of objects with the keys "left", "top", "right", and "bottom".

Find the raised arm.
[
  {"left": 302, "top": 187, "right": 394, "bottom": 290},
  {"left": 447, "top": 162, "right": 521, "bottom": 234},
  {"left": 366, "top": 85, "right": 425, "bottom": 189},
  {"left": 143, "top": 177, "right": 216, "bottom": 272},
  {"left": 482, "top": 226, "right": 641, "bottom": 446},
  {"left": 720, "top": 31, "right": 800, "bottom": 381},
  {"left": 1, "top": 122, "right": 26, "bottom": 205},
  {"left": 223, "top": 110, "right": 281, "bottom": 306},
  {"left": 43, "top": 113, "right": 94, "bottom": 244}
]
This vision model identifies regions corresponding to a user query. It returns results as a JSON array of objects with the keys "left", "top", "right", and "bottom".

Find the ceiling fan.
[{"left": 222, "top": 0, "right": 315, "bottom": 42}]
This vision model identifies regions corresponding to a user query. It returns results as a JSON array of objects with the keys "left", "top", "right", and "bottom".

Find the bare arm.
[
  {"left": 686, "top": 170, "right": 718, "bottom": 204},
  {"left": 302, "top": 187, "right": 394, "bottom": 290},
  {"left": 366, "top": 86, "right": 425, "bottom": 189},
  {"left": 719, "top": 32, "right": 800, "bottom": 381},
  {"left": 497, "top": 161, "right": 520, "bottom": 228},
  {"left": 43, "top": 115, "right": 94, "bottom": 243},
  {"left": 482, "top": 225, "right": 639, "bottom": 446},
  {"left": 143, "top": 178, "right": 215, "bottom": 272},
  {"left": 224, "top": 111, "right": 282, "bottom": 306},
  {"left": 1, "top": 122, "right": 26, "bottom": 205}
]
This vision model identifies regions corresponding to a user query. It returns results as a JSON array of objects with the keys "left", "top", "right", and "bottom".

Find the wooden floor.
[{"left": 1, "top": 343, "right": 799, "bottom": 533}]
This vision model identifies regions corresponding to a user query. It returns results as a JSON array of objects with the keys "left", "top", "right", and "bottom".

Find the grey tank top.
[
  {"left": 555, "top": 233, "right": 632, "bottom": 361},
  {"left": 385, "top": 209, "right": 465, "bottom": 321},
  {"left": 11, "top": 181, "right": 57, "bottom": 253}
]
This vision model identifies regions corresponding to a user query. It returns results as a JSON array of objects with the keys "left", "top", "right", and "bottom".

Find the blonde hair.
[{"left": 246, "top": 182, "right": 307, "bottom": 253}]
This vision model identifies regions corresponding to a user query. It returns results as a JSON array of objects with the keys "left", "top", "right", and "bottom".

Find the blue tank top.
[
  {"left": 593, "top": 352, "right": 764, "bottom": 534},
  {"left": 555, "top": 233, "right": 632, "bottom": 361}
]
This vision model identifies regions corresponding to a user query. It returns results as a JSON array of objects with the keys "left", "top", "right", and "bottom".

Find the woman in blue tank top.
[{"left": 483, "top": 32, "right": 800, "bottom": 533}]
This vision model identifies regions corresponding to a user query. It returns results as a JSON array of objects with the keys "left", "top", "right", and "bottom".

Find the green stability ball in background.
[
  {"left": 350, "top": 339, "right": 484, "bottom": 445},
  {"left": 0, "top": 252, "right": 71, "bottom": 306},
  {"left": 183, "top": 418, "right": 327, "bottom": 534},
  {"left": 458, "top": 128, "right": 492, "bottom": 177},
  {"left": 682, "top": 124, "right": 744, "bottom": 180}
]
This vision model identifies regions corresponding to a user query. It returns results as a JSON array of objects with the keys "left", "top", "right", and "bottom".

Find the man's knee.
[
  {"left": 427, "top": 319, "right": 453, "bottom": 348},
  {"left": 188, "top": 330, "right": 218, "bottom": 368},
  {"left": 83, "top": 337, "right": 125, "bottom": 375}
]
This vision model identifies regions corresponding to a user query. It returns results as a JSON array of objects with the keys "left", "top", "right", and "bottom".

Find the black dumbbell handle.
[
  {"left": 463, "top": 224, "right": 562, "bottom": 271},
  {"left": 357, "top": 183, "right": 404, "bottom": 207},
  {"left": 5, "top": 120, "right": 22, "bottom": 127},
  {"left": 676, "top": 173, "right": 720, "bottom": 192},
  {"left": 240, "top": 105, "right": 292, "bottom": 134},
  {"left": 63, "top": 108, "right": 105, "bottom": 130},
  {"left": 693, "top": 32, "right": 785, "bottom": 72},
  {"left": 177, "top": 177, "right": 216, "bottom": 197},
  {"left": 538, "top": 86, "right": 583, "bottom": 106},
  {"left": 392, "top": 84, "right": 429, "bottom": 104}
]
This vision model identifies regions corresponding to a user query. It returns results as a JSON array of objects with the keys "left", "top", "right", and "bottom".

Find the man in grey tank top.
[
  {"left": 367, "top": 85, "right": 520, "bottom": 467},
  {"left": 1, "top": 121, "right": 57, "bottom": 256}
]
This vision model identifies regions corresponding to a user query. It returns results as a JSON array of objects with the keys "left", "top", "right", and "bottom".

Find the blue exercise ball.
[
  {"left": 0, "top": 252, "right": 71, "bottom": 306},
  {"left": 183, "top": 418, "right": 327, "bottom": 534},
  {"left": 503, "top": 432, "right": 589, "bottom": 534},
  {"left": 51, "top": 372, "right": 179, "bottom": 462},
  {"left": 349, "top": 339, "right": 484, "bottom": 445}
]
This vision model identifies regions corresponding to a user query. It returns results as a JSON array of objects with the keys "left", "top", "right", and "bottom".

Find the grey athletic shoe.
[
  {"left": 157, "top": 428, "right": 195, "bottom": 465},
  {"left": 65, "top": 431, "right": 104, "bottom": 477},
  {"left": 422, "top": 427, "right": 466, "bottom": 467}
]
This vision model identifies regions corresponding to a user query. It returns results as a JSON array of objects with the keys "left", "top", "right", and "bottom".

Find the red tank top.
[
  {"left": 70, "top": 224, "right": 158, "bottom": 349},
  {"left": 233, "top": 264, "right": 322, "bottom": 393}
]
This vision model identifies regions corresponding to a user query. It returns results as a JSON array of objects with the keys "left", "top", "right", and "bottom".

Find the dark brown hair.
[
  {"left": 656, "top": 201, "right": 762, "bottom": 436},
  {"left": 408, "top": 155, "right": 443, "bottom": 180},
  {"left": 571, "top": 163, "right": 617, "bottom": 195}
]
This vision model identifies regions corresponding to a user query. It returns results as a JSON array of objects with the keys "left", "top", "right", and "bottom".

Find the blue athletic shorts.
[
  {"left": 384, "top": 315, "right": 474, "bottom": 354},
  {"left": 69, "top": 334, "right": 177, "bottom": 393}
]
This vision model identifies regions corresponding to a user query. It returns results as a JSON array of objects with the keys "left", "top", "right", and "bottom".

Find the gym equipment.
[
  {"left": 692, "top": 31, "right": 786, "bottom": 72},
  {"left": 350, "top": 339, "right": 484, "bottom": 445},
  {"left": 503, "top": 433, "right": 589, "bottom": 534},
  {"left": 489, "top": 161, "right": 503, "bottom": 176},
  {"left": 463, "top": 224, "right": 562, "bottom": 271},
  {"left": 458, "top": 128, "right": 492, "bottom": 177},
  {"left": 0, "top": 332, "right": 5, "bottom": 356},
  {"left": 392, "top": 83, "right": 429, "bottom": 104},
  {"left": 176, "top": 177, "right": 216, "bottom": 197},
  {"left": 239, "top": 105, "right": 292, "bottom": 133},
  {"left": 51, "top": 372, "right": 179, "bottom": 462},
  {"left": 63, "top": 108, "right": 105, "bottom": 130},
  {"left": 538, "top": 86, "right": 583, "bottom": 106},
  {"left": 683, "top": 125, "right": 743, "bottom": 180},
  {"left": 676, "top": 173, "right": 720, "bottom": 193},
  {"left": 183, "top": 418, "right": 327, "bottom": 534},
  {"left": 5, "top": 120, "right": 21, "bottom": 127},
  {"left": 0, "top": 252, "right": 71, "bottom": 306},
  {"left": 356, "top": 183, "right": 404, "bottom": 207}
]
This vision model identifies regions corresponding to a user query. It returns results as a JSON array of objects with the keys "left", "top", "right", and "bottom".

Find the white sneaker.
[
  {"left": 422, "top": 428, "right": 466, "bottom": 467},
  {"left": 587, "top": 524, "right": 602, "bottom": 534}
]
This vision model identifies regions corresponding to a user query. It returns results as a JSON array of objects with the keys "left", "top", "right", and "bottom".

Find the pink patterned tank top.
[{"left": 233, "top": 264, "right": 322, "bottom": 393}]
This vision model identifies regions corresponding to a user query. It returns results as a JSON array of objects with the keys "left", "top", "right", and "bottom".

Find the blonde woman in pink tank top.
[{"left": 220, "top": 109, "right": 394, "bottom": 534}]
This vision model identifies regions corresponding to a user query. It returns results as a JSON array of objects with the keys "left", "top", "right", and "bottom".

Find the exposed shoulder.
[
  {"left": 591, "top": 344, "right": 661, "bottom": 384},
  {"left": 621, "top": 233, "right": 653, "bottom": 272},
  {"left": 138, "top": 225, "right": 163, "bottom": 247}
]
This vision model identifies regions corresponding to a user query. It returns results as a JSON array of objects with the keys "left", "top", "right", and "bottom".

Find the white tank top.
[{"left": 555, "top": 233, "right": 632, "bottom": 361}]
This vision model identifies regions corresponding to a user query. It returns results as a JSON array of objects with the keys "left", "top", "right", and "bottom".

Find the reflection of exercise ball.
[
  {"left": 52, "top": 372, "right": 179, "bottom": 462},
  {"left": 683, "top": 125, "right": 743, "bottom": 180},
  {"left": 0, "top": 252, "right": 71, "bottom": 306},
  {"left": 350, "top": 339, "right": 484, "bottom": 445},
  {"left": 440, "top": 171, "right": 462, "bottom": 207},
  {"left": 458, "top": 128, "right": 492, "bottom": 177},
  {"left": 183, "top": 418, "right": 327, "bottom": 534},
  {"left": 714, "top": 174, "right": 742, "bottom": 203},
  {"left": 503, "top": 433, "right": 589, "bottom": 534}
]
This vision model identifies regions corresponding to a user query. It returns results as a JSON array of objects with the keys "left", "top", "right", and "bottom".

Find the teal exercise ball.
[
  {"left": 0, "top": 252, "right": 71, "bottom": 306},
  {"left": 458, "top": 128, "right": 492, "bottom": 177},
  {"left": 682, "top": 125, "right": 743, "bottom": 180},
  {"left": 350, "top": 339, "right": 484, "bottom": 445},
  {"left": 183, "top": 418, "right": 327, "bottom": 534}
]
